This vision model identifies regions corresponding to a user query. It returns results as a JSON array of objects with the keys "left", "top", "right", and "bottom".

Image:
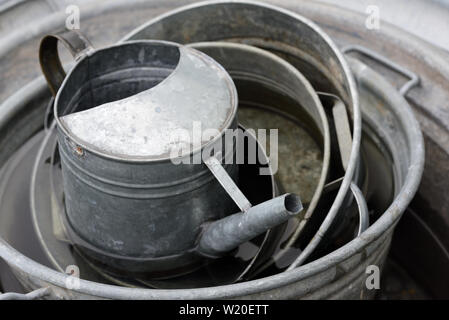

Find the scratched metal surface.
[{"left": 61, "top": 46, "right": 236, "bottom": 159}]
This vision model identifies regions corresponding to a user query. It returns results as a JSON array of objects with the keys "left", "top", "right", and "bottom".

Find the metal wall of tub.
[
  {"left": 0, "top": 56, "right": 423, "bottom": 299},
  {"left": 0, "top": 0, "right": 445, "bottom": 298},
  {"left": 0, "top": 1, "right": 419, "bottom": 298}
]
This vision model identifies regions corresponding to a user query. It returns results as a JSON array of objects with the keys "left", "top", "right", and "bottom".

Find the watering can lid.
[{"left": 60, "top": 45, "right": 237, "bottom": 161}]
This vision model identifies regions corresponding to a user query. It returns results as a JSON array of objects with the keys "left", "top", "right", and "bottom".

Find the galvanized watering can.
[{"left": 39, "top": 31, "right": 302, "bottom": 278}]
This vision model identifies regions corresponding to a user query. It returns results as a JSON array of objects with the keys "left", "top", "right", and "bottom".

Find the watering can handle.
[{"left": 39, "top": 30, "right": 94, "bottom": 96}]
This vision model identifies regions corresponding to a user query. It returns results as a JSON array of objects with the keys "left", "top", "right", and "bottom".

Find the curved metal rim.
[
  {"left": 0, "top": 0, "right": 374, "bottom": 299},
  {"left": 0, "top": 56, "right": 423, "bottom": 299},
  {"left": 0, "top": 0, "right": 192, "bottom": 58}
]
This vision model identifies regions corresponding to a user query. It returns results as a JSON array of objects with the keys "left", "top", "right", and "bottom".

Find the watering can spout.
[{"left": 197, "top": 193, "right": 303, "bottom": 258}]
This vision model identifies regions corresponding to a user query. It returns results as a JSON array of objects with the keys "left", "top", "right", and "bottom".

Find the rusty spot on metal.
[{"left": 74, "top": 146, "right": 84, "bottom": 156}]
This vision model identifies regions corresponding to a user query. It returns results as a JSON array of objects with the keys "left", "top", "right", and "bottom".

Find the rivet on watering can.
[{"left": 74, "top": 146, "right": 84, "bottom": 157}]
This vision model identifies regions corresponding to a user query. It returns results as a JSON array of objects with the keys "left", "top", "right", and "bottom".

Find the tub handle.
[
  {"left": 342, "top": 45, "right": 420, "bottom": 96},
  {"left": 39, "top": 30, "right": 94, "bottom": 96}
]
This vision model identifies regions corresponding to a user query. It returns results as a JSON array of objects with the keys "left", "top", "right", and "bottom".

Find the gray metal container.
[
  {"left": 0, "top": 56, "right": 424, "bottom": 299},
  {"left": 41, "top": 36, "right": 241, "bottom": 276},
  {"left": 0, "top": 1, "right": 425, "bottom": 300}
]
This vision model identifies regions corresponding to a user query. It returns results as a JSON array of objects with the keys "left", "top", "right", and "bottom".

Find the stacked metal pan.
[{"left": 0, "top": 1, "right": 425, "bottom": 299}]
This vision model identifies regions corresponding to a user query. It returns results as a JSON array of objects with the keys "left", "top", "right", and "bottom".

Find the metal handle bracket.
[
  {"left": 39, "top": 30, "right": 94, "bottom": 96},
  {"left": 342, "top": 44, "right": 420, "bottom": 96}
]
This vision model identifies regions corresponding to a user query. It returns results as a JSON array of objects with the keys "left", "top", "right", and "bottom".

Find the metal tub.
[
  {"left": 0, "top": 1, "right": 424, "bottom": 299},
  {"left": 0, "top": 56, "right": 423, "bottom": 299}
]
